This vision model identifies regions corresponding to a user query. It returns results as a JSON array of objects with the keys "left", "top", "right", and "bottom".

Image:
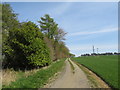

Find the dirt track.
[{"left": 45, "top": 58, "right": 91, "bottom": 88}]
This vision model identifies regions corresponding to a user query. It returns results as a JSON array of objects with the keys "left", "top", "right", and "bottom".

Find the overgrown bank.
[
  {"left": 1, "top": 3, "right": 75, "bottom": 88},
  {"left": 2, "top": 3, "right": 74, "bottom": 70},
  {"left": 3, "top": 59, "right": 65, "bottom": 88}
]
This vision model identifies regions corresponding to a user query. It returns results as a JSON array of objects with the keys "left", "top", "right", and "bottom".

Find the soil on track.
[{"left": 45, "top": 58, "right": 91, "bottom": 88}]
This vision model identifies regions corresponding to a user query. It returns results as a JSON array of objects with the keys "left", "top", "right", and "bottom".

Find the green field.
[{"left": 72, "top": 55, "right": 118, "bottom": 88}]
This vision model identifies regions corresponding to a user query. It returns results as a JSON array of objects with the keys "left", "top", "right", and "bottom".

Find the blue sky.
[{"left": 8, "top": 2, "right": 118, "bottom": 56}]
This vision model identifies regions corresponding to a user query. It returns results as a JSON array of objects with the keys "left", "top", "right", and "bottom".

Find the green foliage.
[
  {"left": 38, "top": 14, "right": 58, "bottom": 39},
  {"left": 3, "top": 21, "right": 51, "bottom": 69},
  {"left": 4, "top": 59, "right": 65, "bottom": 88},
  {"left": 2, "top": 3, "right": 19, "bottom": 35},
  {"left": 39, "top": 14, "right": 70, "bottom": 61},
  {"left": 2, "top": 3, "right": 19, "bottom": 47},
  {"left": 72, "top": 55, "right": 118, "bottom": 88},
  {"left": 2, "top": 3, "right": 69, "bottom": 70},
  {"left": 2, "top": 3, "right": 20, "bottom": 68}
]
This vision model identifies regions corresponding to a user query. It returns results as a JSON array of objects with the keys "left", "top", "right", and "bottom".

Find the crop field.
[{"left": 72, "top": 55, "right": 118, "bottom": 88}]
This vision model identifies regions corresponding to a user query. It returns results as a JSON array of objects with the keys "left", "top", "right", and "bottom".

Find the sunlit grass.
[
  {"left": 72, "top": 55, "right": 118, "bottom": 88},
  {"left": 3, "top": 59, "right": 65, "bottom": 88}
]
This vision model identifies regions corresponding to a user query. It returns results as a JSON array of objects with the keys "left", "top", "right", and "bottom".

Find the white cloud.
[{"left": 68, "top": 27, "right": 118, "bottom": 37}]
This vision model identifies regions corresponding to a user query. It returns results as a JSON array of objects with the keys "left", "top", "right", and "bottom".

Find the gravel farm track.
[{"left": 44, "top": 58, "right": 91, "bottom": 88}]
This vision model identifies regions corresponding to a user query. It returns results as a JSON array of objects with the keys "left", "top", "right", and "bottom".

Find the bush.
[{"left": 3, "top": 21, "right": 51, "bottom": 70}]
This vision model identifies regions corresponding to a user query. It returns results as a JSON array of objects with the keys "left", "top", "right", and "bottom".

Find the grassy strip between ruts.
[
  {"left": 3, "top": 59, "right": 65, "bottom": 88},
  {"left": 68, "top": 60, "right": 75, "bottom": 74}
]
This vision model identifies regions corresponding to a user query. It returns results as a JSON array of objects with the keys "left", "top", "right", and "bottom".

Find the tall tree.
[
  {"left": 54, "top": 28, "right": 67, "bottom": 42},
  {"left": 53, "top": 28, "right": 67, "bottom": 60},
  {"left": 2, "top": 3, "right": 19, "bottom": 34},
  {"left": 2, "top": 3, "right": 19, "bottom": 62},
  {"left": 39, "top": 14, "right": 70, "bottom": 60},
  {"left": 38, "top": 14, "right": 58, "bottom": 39}
]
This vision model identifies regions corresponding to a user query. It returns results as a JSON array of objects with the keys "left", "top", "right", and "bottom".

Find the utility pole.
[
  {"left": 93, "top": 45, "right": 95, "bottom": 54},
  {"left": 97, "top": 48, "right": 98, "bottom": 54}
]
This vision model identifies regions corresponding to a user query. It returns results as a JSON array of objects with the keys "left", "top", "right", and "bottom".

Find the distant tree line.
[
  {"left": 69, "top": 53, "right": 75, "bottom": 57},
  {"left": 81, "top": 52, "right": 120, "bottom": 57},
  {"left": 2, "top": 3, "right": 73, "bottom": 70}
]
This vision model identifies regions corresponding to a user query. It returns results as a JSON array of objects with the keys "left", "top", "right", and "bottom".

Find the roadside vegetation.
[
  {"left": 72, "top": 55, "right": 118, "bottom": 88},
  {"left": 2, "top": 3, "right": 72, "bottom": 70},
  {"left": 73, "top": 60, "right": 109, "bottom": 88},
  {"left": 2, "top": 68, "right": 41, "bottom": 87},
  {"left": 1, "top": 3, "right": 75, "bottom": 88},
  {"left": 3, "top": 59, "right": 65, "bottom": 88}
]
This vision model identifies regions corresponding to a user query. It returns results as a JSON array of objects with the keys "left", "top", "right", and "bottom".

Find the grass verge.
[
  {"left": 3, "top": 59, "right": 65, "bottom": 88},
  {"left": 73, "top": 60, "right": 110, "bottom": 88},
  {"left": 2, "top": 68, "right": 40, "bottom": 87},
  {"left": 72, "top": 55, "right": 118, "bottom": 88}
]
